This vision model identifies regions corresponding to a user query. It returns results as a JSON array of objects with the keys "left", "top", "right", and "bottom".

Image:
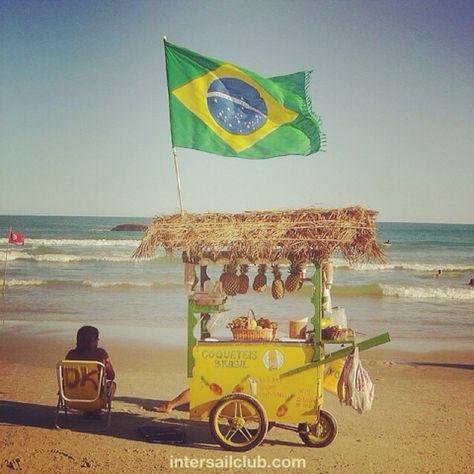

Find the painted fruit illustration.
[
  {"left": 200, "top": 376, "right": 223, "bottom": 396},
  {"left": 232, "top": 374, "right": 250, "bottom": 393},
  {"left": 276, "top": 393, "right": 295, "bottom": 417}
]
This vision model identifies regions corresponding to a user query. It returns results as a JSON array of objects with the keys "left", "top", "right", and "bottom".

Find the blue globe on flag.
[{"left": 206, "top": 77, "right": 267, "bottom": 135}]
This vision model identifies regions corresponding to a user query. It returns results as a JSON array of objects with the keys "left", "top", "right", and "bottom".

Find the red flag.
[{"left": 7, "top": 228, "right": 24, "bottom": 245}]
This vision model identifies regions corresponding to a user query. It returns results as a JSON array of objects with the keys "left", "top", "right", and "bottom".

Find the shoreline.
[{"left": 1, "top": 320, "right": 472, "bottom": 366}]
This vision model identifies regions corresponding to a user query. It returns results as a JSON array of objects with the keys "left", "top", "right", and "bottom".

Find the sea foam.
[
  {"left": 380, "top": 284, "right": 474, "bottom": 300},
  {"left": 7, "top": 253, "right": 135, "bottom": 263},
  {"left": 5, "top": 279, "right": 183, "bottom": 289},
  {"left": 9, "top": 238, "right": 140, "bottom": 247},
  {"left": 339, "top": 262, "right": 474, "bottom": 272}
]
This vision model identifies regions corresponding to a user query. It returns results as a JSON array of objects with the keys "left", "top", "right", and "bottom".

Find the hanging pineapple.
[
  {"left": 219, "top": 264, "right": 229, "bottom": 285},
  {"left": 238, "top": 264, "right": 249, "bottom": 294},
  {"left": 285, "top": 261, "right": 304, "bottom": 293},
  {"left": 222, "top": 263, "right": 239, "bottom": 296},
  {"left": 271, "top": 265, "right": 285, "bottom": 300},
  {"left": 252, "top": 264, "right": 267, "bottom": 292}
]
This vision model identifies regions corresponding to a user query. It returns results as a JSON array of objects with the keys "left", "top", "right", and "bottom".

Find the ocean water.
[{"left": 1, "top": 215, "right": 473, "bottom": 354}]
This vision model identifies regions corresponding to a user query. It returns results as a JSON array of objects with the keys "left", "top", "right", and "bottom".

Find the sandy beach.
[{"left": 1, "top": 325, "right": 473, "bottom": 474}]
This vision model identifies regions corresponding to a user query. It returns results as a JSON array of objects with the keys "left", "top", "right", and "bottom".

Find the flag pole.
[
  {"left": 2, "top": 228, "right": 11, "bottom": 295},
  {"left": 172, "top": 146, "right": 184, "bottom": 215},
  {"left": 163, "top": 35, "right": 185, "bottom": 216}
]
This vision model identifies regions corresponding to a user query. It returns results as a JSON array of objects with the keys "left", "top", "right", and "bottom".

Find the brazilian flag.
[{"left": 165, "top": 40, "right": 324, "bottom": 159}]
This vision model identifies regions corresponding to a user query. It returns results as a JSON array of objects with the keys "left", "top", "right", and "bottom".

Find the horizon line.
[{"left": 0, "top": 213, "right": 473, "bottom": 226}]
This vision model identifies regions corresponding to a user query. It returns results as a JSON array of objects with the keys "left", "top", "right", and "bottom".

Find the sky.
[{"left": 1, "top": 0, "right": 473, "bottom": 224}]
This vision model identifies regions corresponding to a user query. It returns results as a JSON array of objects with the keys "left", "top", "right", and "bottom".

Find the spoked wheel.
[
  {"left": 298, "top": 410, "right": 338, "bottom": 447},
  {"left": 209, "top": 393, "right": 268, "bottom": 451}
]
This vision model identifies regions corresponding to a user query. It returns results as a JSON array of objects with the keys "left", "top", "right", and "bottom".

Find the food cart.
[{"left": 134, "top": 206, "right": 390, "bottom": 451}]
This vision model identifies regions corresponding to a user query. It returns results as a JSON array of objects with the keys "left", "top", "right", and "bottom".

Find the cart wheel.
[
  {"left": 298, "top": 410, "right": 338, "bottom": 447},
  {"left": 209, "top": 393, "right": 268, "bottom": 452}
]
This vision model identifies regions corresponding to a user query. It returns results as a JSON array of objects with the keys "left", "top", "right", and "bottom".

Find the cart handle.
[{"left": 279, "top": 332, "right": 390, "bottom": 378}]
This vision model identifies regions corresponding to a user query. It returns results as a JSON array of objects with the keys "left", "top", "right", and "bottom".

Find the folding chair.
[{"left": 55, "top": 360, "right": 113, "bottom": 430}]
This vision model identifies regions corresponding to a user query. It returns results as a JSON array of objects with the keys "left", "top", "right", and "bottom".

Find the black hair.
[{"left": 76, "top": 325, "right": 99, "bottom": 353}]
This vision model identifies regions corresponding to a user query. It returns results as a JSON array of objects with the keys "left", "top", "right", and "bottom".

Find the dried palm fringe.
[{"left": 133, "top": 206, "right": 383, "bottom": 265}]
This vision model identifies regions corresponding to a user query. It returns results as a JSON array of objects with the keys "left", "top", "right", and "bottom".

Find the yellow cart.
[{"left": 135, "top": 207, "right": 390, "bottom": 451}]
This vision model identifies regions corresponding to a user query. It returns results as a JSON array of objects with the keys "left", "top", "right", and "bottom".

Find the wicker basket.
[{"left": 231, "top": 327, "right": 276, "bottom": 342}]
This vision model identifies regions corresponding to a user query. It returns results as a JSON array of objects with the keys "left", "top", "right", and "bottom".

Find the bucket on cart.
[{"left": 288, "top": 318, "right": 308, "bottom": 339}]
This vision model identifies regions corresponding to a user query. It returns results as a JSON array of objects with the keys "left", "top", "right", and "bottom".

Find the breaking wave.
[
  {"left": 8, "top": 253, "right": 133, "bottom": 263},
  {"left": 5, "top": 279, "right": 183, "bottom": 289},
  {"left": 300, "top": 282, "right": 472, "bottom": 299},
  {"left": 4, "top": 250, "right": 176, "bottom": 264},
  {"left": 21, "top": 238, "right": 140, "bottom": 247},
  {"left": 380, "top": 284, "right": 474, "bottom": 300},
  {"left": 334, "top": 261, "right": 474, "bottom": 272}
]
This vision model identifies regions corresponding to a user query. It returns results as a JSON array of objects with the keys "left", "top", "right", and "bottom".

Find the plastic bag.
[{"left": 337, "top": 347, "right": 374, "bottom": 414}]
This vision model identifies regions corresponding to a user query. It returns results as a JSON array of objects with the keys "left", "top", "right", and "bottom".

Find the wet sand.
[{"left": 0, "top": 325, "right": 473, "bottom": 473}]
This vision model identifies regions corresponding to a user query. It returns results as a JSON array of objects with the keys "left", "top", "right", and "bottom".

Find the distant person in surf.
[
  {"left": 469, "top": 278, "right": 474, "bottom": 286},
  {"left": 435, "top": 270, "right": 442, "bottom": 278}
]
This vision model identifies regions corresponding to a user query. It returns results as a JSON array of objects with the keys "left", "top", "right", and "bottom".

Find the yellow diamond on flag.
[{"left": 171, "top": 64, "right": 298, "bottom": 153}]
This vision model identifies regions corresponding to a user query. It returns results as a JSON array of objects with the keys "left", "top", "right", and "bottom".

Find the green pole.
[
  {"left": 310, "top": 262, "right": 322, "bottom": 362},
  {"left": 187, "top": 299, "right": 196, "bottom": 378}
]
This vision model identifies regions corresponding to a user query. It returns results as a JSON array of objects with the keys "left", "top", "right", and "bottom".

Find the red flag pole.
[{"left": 2, "top": 228, "right": 11, "bottom": 295}]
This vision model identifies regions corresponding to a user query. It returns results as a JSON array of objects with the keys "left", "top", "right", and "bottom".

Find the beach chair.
[{"left": 55, "top": 360, "right": 113, "bottom": 430}]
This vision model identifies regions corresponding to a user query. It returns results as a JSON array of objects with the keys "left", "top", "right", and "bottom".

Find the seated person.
[
  {"left": 65, "top": 325, "right": 116, "bottom": 417},
  {"left": 153, "top": 388, "right": 189, "bottom": 413}
]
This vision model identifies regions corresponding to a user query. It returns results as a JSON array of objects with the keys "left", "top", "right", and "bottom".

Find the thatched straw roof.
[{"left": 133, "top": 206, "right": 383, "bottom": 265}]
